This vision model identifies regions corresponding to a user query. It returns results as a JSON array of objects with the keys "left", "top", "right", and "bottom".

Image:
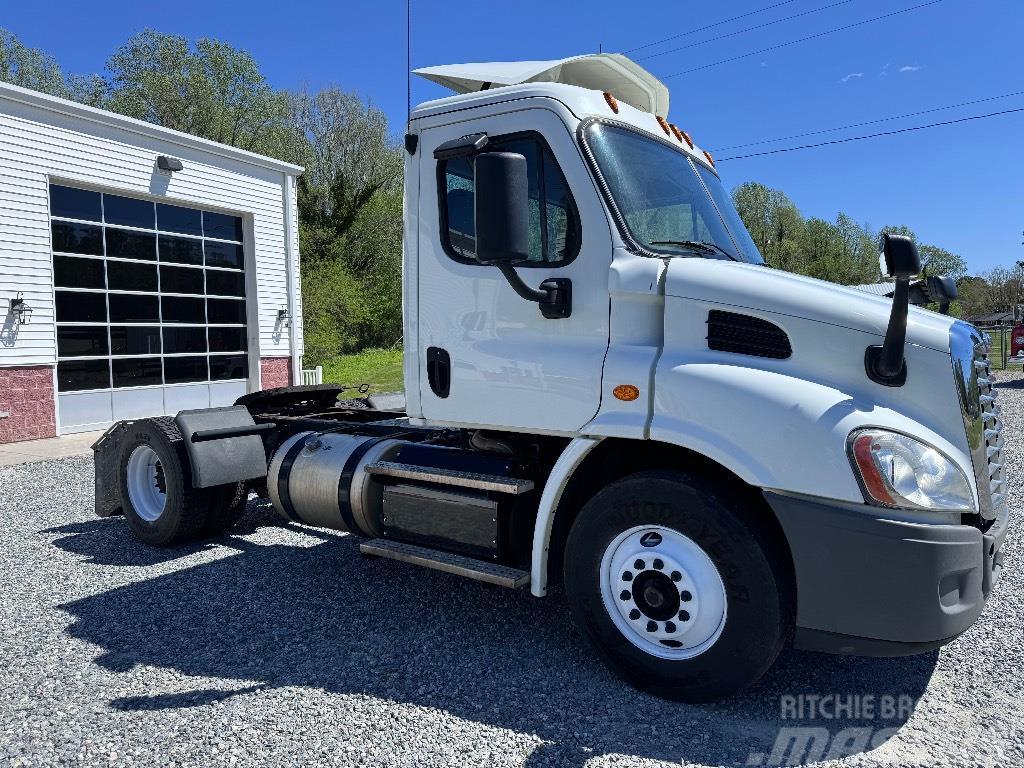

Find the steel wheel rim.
[
  {"left": 599, "top": 524, "right": 728, "bottom": 660},
  {"left": 126, "top": 445, "right": 167, "bottom": 522}
]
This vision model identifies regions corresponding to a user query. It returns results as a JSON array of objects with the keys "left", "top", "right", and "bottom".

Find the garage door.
[{"left": 49, "top": 184, "right": 251, "bottom": 433}]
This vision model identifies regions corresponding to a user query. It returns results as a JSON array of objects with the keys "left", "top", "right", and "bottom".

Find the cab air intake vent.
[{"left": 707, "top": 310, "right": 792, "bottom": 359}]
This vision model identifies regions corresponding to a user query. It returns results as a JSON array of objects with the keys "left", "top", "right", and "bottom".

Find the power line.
[
  {"left": 636, "top": 0, "right": 857, "bottom": 63},
  {"left": 711, "top": 90, "right": 1024, "bottom": 152},
  {"left": 716, "top": 107, "right": 1024, "bottom": 162},
  {"left": 662, "top": 0, "right": 944, "bottom": 79},
  {"left": 624, "top": 0, "right": 799, "bottom": 54}
]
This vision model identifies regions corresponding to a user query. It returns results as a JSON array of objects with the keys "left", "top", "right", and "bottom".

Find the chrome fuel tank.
[{"left": 267, "top": 431, "right": 409, "bottom": 535}]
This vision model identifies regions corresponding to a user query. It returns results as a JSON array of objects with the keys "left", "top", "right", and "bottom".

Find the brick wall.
[
  {"left": 0, "top": 366, "right": 56, "bottom": 444},
  {"left": 260, "top": 357, "right": 292, "bottom": 390}
]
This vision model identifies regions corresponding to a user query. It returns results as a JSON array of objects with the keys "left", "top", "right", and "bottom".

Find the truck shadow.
[{"left": 53, "top": 504, "right": 939, "bottom": 768}]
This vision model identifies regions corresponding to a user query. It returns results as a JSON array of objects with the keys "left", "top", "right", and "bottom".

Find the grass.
[
  {"left": 984, "top": 327, "right": 1023, "bottom": 372},
  {"left": 318, "top": 347, "right": 405, "bottom": 397}
]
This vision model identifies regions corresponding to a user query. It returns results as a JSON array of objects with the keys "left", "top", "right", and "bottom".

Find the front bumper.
[{"left": 765, "top": 491, "right": 1009, "bottom": 656}]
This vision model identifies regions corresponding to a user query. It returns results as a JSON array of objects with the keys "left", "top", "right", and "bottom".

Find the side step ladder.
[
  {"left": 359, "top": 539, "right": 531, "bottom": 589},
  {"left": 364, "top": 461, "right": 534, "bottom": 495}
]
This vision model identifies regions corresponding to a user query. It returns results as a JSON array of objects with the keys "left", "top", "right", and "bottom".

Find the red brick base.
[
  {"left": 260, "top": 358, "right": 292, "bottom": 390},
  {"left": 0, "top": 366, "right": 57, "bottom": 444}
]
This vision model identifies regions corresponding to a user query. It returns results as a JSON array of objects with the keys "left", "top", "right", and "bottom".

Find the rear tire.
[
  {"left": 202, "top": 481, "right": 251, "bottom": 536},
  {"left": 563, "top": 470, "right": 792, "bottom": 702},
  {"left": 117, "top": 418, "right": 213, "bottom": 546}
]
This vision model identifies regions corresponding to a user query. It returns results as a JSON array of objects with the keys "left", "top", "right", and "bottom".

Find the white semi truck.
[{"left": 93, "top": 54, "right": 1008, "bottom": 702}]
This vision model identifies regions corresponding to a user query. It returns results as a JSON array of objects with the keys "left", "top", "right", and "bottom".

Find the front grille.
[
  {"left": 952, "top": 323, "right": 1007, "bottom": 521},
  {"left": 707, "top": 310, "right": 792, "bottom": 359}
]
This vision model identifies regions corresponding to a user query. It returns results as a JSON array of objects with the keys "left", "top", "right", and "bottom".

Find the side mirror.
[
  {"left": 880, "top": 233, "right": 921, "bottom": 279},
  {"left": 472, "top": 151, "right": 572, "bottom": 319},
  {"left": 926, "top": 274, "right": 957, "bottom": 304},
  {"left": 474, "top": 152, "right": 530, "bottom": 267}
]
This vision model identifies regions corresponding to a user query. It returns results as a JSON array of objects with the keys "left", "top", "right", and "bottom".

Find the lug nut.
[
  {"left": 665, "top": 621, "right": 676, "bottom": 633},
  {"left": 670, "top": 571, "right": 682, "bottom": 582},
  {"left": 622, "top": 571, "right": 633, "bottom": 581},
  {"left": 619, "top": 590, "right": 631, "bottom": 601},
  {"left": 653, "top": 558, "right": 664, "bottom": 570},
  {"left": 679, "top": 610, "right": 690, "bottom": 622},
  {"left": 629, "top": 609, "right": 641, "bottom": 620},
  {"left": 634, "top": 559, "right": 645, "bottom": 570},
  {"left": 646, "top": 621, "right": 658, "bottom": 633},
  {"left": 680, "top": 590, "right": 692, "bottom": 602}
]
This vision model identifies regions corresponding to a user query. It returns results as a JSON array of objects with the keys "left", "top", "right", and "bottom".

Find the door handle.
[{"left": 426, "top": 347, "right": 451, "bottom": 398}]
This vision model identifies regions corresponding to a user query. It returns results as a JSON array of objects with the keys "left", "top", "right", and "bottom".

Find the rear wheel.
[
  {"left": 564, "top": 470, "right": 792, "bottom": 702},
  {"left": 117, "top": 418, "right": 232, "bottom": 546}
]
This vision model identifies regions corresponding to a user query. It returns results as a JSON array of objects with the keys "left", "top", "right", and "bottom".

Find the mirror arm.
[
  {"left": 497, "top": 263, "right": 549, "bottom": 303},
  {"left": 865, "top": 276, "right": 910, "bottom": 386},
  {"left": 496, "top": 264, "right": 572, "bottom": 319}
]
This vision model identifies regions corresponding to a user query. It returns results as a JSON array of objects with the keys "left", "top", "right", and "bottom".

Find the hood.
[{"left": 664, "top": 259, "right": 956, "bottom": 353}]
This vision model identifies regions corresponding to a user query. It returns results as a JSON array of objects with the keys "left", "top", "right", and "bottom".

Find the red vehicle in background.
[{"left": 1010, "top": 322, "right": 1024, "bottom": 363}]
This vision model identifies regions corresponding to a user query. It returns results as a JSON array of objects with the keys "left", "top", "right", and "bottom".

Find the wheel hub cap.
[
  {"left": 601, "top": 525, "right": 728, "bottom": 660},
  {"left": 126, "top": 445, "right": 168, "bottom": 523}
]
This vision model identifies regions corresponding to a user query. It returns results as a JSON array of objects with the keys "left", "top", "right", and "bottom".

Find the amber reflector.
[
  {"left": 655, "top": 115, "right": 671, "bottom": 136},
  {"left": 680, "top": 130, "right": 694, "bottom": 149},
  {"left": 703, "top": 150, "right": 715, "bottom": 167},
  {"left": 603, "top": 92, "right": 619, "bottom": 113},
  {"left": 613, "top": 384, "right": 640, "bottom": 402}
]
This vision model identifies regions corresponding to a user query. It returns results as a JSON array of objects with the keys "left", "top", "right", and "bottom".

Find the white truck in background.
[{"left": 93, "top": 54, "right": 1008, "bottom": 702}]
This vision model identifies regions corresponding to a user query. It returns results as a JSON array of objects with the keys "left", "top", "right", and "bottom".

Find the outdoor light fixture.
[
  {"left": 276, "top": 308, "right": 291, "bottom": 328},
  {"left": 157, "top": 155, "right": 184, "bottom": 172},
  {"left": 9, "top": 293, "right": 32, "bottom": 324}
]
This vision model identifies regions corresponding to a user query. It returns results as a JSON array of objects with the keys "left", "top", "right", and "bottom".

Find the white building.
[{"left": 0, "top": 81, "right": 304, "bottom": 444}]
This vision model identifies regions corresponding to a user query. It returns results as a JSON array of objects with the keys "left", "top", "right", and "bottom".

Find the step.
[
  {"left": 364, "top": 461, "right": 534, "bottom": 495},
  {"left": 359, "top": 538, "right": 531, "bottom": 588}
]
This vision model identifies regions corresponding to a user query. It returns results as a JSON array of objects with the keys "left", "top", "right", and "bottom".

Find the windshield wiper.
[{"left": 649, "top": 240, "right": 737, "bottom": 260}]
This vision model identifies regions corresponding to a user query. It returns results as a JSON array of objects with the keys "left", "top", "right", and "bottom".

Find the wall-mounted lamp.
[
  {"left": 276, "top": 308, "right": 291, "bottom": 329},
  {"left": 9, "top": 293, "right": 32, "bottom": 324},
  {"left": 157, "top": 155, "right": 184, "bottom": 172}
]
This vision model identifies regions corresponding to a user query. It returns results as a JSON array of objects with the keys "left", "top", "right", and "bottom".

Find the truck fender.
[{"left": 530, "top": 436, "right": 604, "bottom": 597}]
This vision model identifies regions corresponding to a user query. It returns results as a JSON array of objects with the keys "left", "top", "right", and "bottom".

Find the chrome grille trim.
[{"left": 951, "top": 321, "right": 1007, "bottom": 521}]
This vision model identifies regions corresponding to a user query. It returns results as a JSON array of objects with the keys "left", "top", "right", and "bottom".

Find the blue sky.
[{"left": 4, "top": 0, "right": 1021, "bottom": 273}]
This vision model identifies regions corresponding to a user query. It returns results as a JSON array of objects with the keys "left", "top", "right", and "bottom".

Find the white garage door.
[{"left": 50, "top": 184, "right": 252, "bottom": 433}]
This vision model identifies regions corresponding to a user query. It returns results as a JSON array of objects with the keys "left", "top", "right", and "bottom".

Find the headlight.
[{"left": 848, "top": 429, "right": 975, "bottom": 511}]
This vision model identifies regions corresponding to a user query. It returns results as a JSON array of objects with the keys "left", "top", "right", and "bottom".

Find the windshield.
[{"left": 582, "top": 122, "right": 764, "bottom": 264}]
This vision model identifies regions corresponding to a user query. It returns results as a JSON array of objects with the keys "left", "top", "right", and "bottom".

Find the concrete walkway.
[{"left": 0, "top": 431, "right": 103, "bottom": 467}]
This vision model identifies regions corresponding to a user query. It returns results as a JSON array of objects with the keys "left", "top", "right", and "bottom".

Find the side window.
[{"left": 440, "top": 134, "right": 580, "bottom": 266}]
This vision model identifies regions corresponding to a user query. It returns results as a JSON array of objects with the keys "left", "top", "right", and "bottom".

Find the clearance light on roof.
[
  {"left": 680, "top": 129, "right": 694, "bottom": 149},
  {"left": 603, "top": 92, "right": 619, "bottom": 114},
  {"left": 703, "top": 150, "right": 715, "bottom": 167},
  {"left": 668, "top": 123, "right": 684, "bottom": 143},
  {"left": 655, "top": 115, "right": 671, "bottom": 136}
]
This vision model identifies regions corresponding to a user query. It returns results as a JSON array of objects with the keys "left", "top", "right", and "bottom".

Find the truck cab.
[{"left": 94, "top": 54, "right": 1009, "bottom": 703}]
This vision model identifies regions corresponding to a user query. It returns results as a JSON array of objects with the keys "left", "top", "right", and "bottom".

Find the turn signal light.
[
  {"left": 655, "top": 115, "right": 671, "bottom": 136},
  {"left": 603, "top": 92, "right": 619, "bottom": 114},
  {"left": 613, "top": 384, "right": 640, "bottom": 402}
]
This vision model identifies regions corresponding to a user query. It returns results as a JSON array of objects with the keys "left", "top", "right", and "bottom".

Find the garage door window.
[{"left": 50, "top": 184, "right": 249, "bottom": 392}]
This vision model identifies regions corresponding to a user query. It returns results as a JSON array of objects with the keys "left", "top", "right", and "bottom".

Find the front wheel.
[{"left": 564, "top": 470, "right": 793, "bottom": 702}]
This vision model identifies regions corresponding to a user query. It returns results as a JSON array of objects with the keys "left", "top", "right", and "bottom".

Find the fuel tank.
[{"left": 267, "top": 431, "right": 410, "bottom": 535}]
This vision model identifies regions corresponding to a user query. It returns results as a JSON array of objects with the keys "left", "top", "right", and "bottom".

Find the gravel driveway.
[{"left": 2, "top": 374, "right": 1022, "bottom": 768}]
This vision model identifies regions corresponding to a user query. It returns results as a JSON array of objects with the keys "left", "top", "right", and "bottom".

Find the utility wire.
[
  {"left": 624, "top": 0, "right": 799, "bottom": 54},
  {"left": 712, "top": 91, "right": 1024, "bottom": 151},
  {"left": 636, "top": 0, "right": 857, "bottom": 62},
  {"left": 716, "top": 107, "right": 1024, "bottom": 162},
  {"left": 662, "top": 0, "right": 944, "bottom": 79}
]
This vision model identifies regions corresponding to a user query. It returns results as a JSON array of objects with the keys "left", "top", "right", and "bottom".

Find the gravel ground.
[{"left": 1, "top": 374, "right": 1022, "bottom": 768}]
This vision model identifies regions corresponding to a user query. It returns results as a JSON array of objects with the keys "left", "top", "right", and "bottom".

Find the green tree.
[{"left": 0, "top": 29, "right": 69, "bottom": 97}]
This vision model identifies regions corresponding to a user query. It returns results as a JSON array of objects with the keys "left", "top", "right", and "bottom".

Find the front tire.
[{"left": 564, "top": 470, "right": 792, "bottom": 702}]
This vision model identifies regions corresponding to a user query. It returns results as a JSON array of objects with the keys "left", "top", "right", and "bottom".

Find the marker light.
[
  {"left": 680, "top": 130, "right": 694, "bottom": 149},
  {"left": 848, "top": 429, "right": 975, "bottom": 511},
  {"left": 655, "top": 115, "right": 671, "bottom": 136},
  {"left": 702, "top": 150, "right": 715, "bottom": 167},
  {"left": 612, "top": 384, "right": 640, "bottom": 402},
  {"left": 669, "top": 123, "right": 684, "bottom": 143},
  {"left": 603, "top": 92, "right": 619, "bottom": 114}
]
